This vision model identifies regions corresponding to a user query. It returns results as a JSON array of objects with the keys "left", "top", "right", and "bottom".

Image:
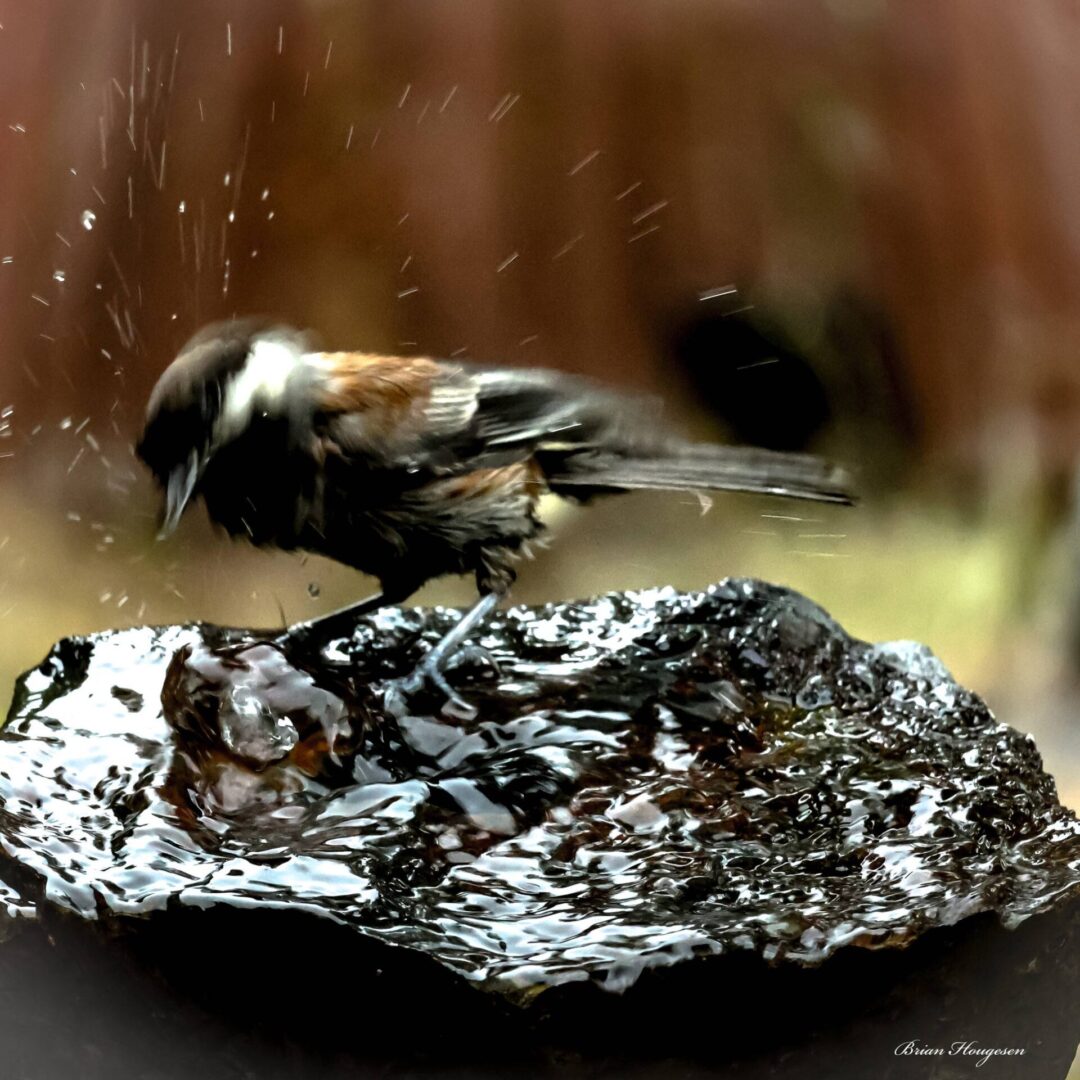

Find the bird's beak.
[{"left": 159, "top": 449, "right": 202, "bottom": 538}]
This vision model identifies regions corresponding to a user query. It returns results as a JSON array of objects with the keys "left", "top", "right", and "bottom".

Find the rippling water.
[{"left": 1, "top": 580, "right": 1077, "bottom": 999}]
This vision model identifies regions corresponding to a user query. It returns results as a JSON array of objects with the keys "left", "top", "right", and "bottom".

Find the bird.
[{"left": 137, "top": 318, "right": 854, "bottom": 712}]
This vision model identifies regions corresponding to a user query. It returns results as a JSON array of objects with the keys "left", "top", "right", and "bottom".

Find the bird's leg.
[
  {"left": 279, "top": 585, "right": 415, "bottom": 646},
  {"left": 396, "top": 592, "right": 501, "bottom": 718},
  {"left": 417, "top": 592, "right": 500, "bottom": 677}
]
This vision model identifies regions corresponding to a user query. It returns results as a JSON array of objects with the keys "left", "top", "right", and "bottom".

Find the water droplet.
[
  {"left": 52, "top": 270, "right": 66, "bottom": 284},
  {"left": 177, "top": 200, "right": 186, "bottom": 214},
  {"left": 80, "top": 210, "right": 96, "bottom": 231},
  {"left": 227, "top": 211, "right": 235, "bottom": 223},
  {"left": 307, "top": 582, "right": 321, "bottom": 598},
  {"left": 260, "top": 188, "right": 270, "bottom": 201}
]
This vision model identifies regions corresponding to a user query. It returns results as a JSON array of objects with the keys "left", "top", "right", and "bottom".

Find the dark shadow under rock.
[{"left": 0, "top": 579, "right": 1078, "bottom": 1077}]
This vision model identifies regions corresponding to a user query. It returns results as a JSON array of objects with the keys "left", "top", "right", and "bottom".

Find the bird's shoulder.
[{"left": 310, "top": 352, "right": 477, "bottom": 469}]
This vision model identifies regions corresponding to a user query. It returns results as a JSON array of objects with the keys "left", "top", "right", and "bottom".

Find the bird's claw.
[
  {"left": 380, "top": 593, "right": 501, "bottom": 721},
  {"left": 389, "top": 660, "right": 478, "bottom": 721},
  {"left": 445, "top": 643, "right": 501, "bottom": 678}
]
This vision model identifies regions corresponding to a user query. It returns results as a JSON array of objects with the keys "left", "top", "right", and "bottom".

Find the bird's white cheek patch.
[{"left": 218, "top": 337, "right": 304, "bottom": 442}]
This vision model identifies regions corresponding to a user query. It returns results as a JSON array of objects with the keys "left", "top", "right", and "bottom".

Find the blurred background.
[{"left": 0, "top": 0, "right": 1078, "bottom": 814}]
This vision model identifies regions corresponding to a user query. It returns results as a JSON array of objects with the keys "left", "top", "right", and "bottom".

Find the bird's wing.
[
  {"left": 460, "top": 368, "right": 854, "bottom": 504},
  {"left": 462, "top": 366, "right": 662, "bottom": 455},
  {"left": 313, "top": 353, "right": 854, "bottom": 504},
  {"left": 315, "top": 354, "right": 662, "bottom": 474}
]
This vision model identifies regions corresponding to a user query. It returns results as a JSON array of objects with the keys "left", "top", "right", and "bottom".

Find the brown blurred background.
[{"left": 1, "top": 0, "right": 1078, "bottom": 816}]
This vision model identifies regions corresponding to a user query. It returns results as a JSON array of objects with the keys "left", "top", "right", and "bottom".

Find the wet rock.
[{"left": 0, "top": 580, "right": 1078, "bottom": 1075}]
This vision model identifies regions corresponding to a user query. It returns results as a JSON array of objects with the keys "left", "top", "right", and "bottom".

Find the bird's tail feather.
[{"left": 545, "top": 445, "right": 855, "bottom": 505}]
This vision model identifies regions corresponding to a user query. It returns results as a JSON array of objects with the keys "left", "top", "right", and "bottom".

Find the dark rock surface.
[{"left": 0, "top": 579, "right": 1078, "bottom": 1077}]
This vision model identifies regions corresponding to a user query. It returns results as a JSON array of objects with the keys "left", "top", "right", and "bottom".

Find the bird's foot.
[
  {"left": 386, "top": 645, "right": 499, "bottom": 721},
  {"left": 282, "top": 613, "right": 350, "bottom": 649},
  {"left": 386, "top": 663, "right": 476, "bottom": 721},
  {"left": 447, "top": 643, "right": 501, "bottom": 679},
  {"left": 382, "top": 592, "right": 502, "bottom": 721},
  {"left": 276, "top": 591, "right": 395, "bottom": 650}
]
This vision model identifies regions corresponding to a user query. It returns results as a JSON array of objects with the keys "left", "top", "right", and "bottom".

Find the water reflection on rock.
[{"left": 0, "top": 580, "right": 1077, "bottom": 999}]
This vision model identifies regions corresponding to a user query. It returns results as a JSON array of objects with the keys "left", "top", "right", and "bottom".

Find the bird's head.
[{"left": 136, "top": 319, "right": 312, "bottom": 536}]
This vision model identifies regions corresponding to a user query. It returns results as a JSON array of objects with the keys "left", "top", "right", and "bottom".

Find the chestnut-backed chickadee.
[{"left": 137, "top": 319, "right": 853, "bottom": 709}]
